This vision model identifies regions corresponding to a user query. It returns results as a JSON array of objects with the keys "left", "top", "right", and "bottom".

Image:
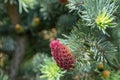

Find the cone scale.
[{"left": 50, "top": 40, "right": 75, "bottom": 70}]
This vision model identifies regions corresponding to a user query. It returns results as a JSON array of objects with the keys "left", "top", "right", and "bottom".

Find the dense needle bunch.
[{"left": 50, "top": 40, "right": 75, "bottom": 70}]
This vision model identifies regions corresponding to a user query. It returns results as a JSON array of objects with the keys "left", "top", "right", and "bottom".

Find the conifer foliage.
[{"left": 0, "top": 0, "right": 120, "bottom": 80}]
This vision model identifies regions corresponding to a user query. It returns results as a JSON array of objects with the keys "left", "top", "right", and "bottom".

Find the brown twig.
[
  {"left": 6, "top": 1, "right": 20, "bottom": 26},
  {"left": 6, "top": 1, "right": 26, "bottom": 80}
]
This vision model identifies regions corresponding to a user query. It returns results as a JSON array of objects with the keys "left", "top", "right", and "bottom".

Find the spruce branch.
[
  {"left": 0, "top": 37, "right": 15, "bottom": 53},
  {"left": 67, "top": 0, "right": 118, "bottom": 34},
  {"left": 33, "top": 53, "right": 66, "bottom": 80},
  {"left": 59, "top": 20, "right": 117, "bottom": 78},
  {"left": 67, "top": 0, "right": 85, "bottom": 12},
  {"left": 0, "top": 70, "right": 8, "bottom": 80}
]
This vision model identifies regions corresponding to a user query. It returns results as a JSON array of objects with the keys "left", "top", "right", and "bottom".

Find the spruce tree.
[{"left": 0, "top": 0, "right": 120, "bottom": 80}]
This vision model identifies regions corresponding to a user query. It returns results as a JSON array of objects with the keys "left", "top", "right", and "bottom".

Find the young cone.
[
  {"left": 102, "top": 70, "right": 110, "bottom": 79},
  {"left": 97, "top": 62, "right": 104, "bottom": 71},
  {"left": 50, "top": 40, "right": 75, "bottom": 70}
]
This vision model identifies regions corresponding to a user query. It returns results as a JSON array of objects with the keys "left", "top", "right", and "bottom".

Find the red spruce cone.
[
  {"left": 50, "top": 40, "right": 75, "bottom": 70},
  {"left": 59, "top": 0, "right": 68, "bottom": 4}
]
